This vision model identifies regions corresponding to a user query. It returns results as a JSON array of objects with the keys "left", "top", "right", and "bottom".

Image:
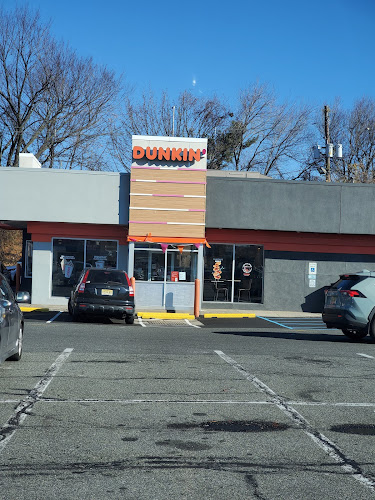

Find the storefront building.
[{"left": 2, "top": 140, "right": 375, "bottom": 312}]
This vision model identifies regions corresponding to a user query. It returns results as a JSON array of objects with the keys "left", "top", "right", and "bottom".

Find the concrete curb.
[
  {"left": 137, "top": 312, "right": 195, "bottom": 320},
  {"left": 20, "top": 307, "right": 50, "bottom": 312},
  {"left": 203, "top": 313, "right": 257, "bottom": 318}
]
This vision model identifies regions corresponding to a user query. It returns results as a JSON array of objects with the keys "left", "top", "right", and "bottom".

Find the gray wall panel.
[
  {"left": 263, "top": 251, "right": 375, "bottom": 312},
  {"left": 340, "top": 184, "right": 375, "bottom": 234},
  {"left": 0, "top": 168, "right": 126, "bottom": 225},
  {"left": 207, "top": 177, "right": 346, "bottom": 234}
]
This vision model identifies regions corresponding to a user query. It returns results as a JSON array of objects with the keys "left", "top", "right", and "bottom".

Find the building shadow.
[
  {"left": 213, "top": 330, "right": 374, "bottom": 343},
  {"left": 301, "top": 286, "right": 328, "bottom": 313}
]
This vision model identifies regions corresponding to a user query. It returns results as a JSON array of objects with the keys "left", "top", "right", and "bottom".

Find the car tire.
[
  {"left": 7, "top": 323, "right": 23, "bottom": 361},
  {"left": 71, "top": 307, "right": 82, "bottom": 322},
  {"left": 125, "top": 315, "right": 134, "bottom": 325},
  {"left": 369, "top": 319, "right": 375, "bottom": 341},
  {"left": 342, "top": 328, "right": 368, "bottom": 340}
]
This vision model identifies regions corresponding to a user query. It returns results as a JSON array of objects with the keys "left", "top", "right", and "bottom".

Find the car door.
[{"left": 0, "top": 275, "right": 18, "bottom": 354}]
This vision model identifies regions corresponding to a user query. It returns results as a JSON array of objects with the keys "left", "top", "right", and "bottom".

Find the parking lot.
[{"left": 1, "top": 313, "right": 375, "bottom": 499}]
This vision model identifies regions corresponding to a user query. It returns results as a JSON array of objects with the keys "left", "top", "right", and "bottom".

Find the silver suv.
[{"left": 323, "top": 270, "right": 375, "bottom": 340}]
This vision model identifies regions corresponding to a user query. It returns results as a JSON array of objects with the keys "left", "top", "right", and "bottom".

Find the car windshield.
[{"left": 87, "top": 270, "right": 127, "bottom": 285}]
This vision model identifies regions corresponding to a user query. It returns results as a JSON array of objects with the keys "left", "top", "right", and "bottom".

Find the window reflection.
[
  {"left": 203, "top": 244, "right": 263, "bottom": 303},
  {"left": 52, "top": 238, "right": 118, "bottom": 297},
  {"left": 134, "top": 244, "right": 197, "bottom": 282}
]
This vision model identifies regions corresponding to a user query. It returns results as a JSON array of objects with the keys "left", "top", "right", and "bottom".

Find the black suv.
[{"left": 68, "top": 269, "right": 135, "bottom": 324}]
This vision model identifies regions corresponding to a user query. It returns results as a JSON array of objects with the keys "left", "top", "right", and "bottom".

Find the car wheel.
[
  {"left": 125, "top": 315, "right": 134, "bottom": 325},
  {"left": 7, "top": 323, "right": 23, "bottom": 361},
  {"left": 72, "top": 307, "right": 82, "bottom": 322},
  {"left": 342, "top": 328, "right": 368, "bottom": 340},
  {"left": 369, "top": 319, "right": 375, "bottom": 341}
]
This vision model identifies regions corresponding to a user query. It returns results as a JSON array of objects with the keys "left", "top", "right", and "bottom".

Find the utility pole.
[{"left": 324, "top": 105, "right": 331, "bottom": 182}]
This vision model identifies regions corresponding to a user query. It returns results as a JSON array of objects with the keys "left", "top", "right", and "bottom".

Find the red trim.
[
  {"left": 206, "top": 228, "right": 375, "bottom": 255},
  {"left": 28, "top": 222, "right": 128, "bottom": 245},
  {"left": 0, "top": 223, "right": 20, "bottom": 230}
]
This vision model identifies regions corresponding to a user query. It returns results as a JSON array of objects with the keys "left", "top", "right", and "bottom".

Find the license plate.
[{"left": 101, "top": 289, "right": 113, "bottom": 296}]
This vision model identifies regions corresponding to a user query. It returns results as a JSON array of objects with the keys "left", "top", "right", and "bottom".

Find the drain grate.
[{"left": 142, "top": 320, "right": 190, "bottom": 327}]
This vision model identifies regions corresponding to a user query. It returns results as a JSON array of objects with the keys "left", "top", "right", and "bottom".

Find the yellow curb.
[
  {"left": 137, "top": 312, "right": 195, "bottom": 320},
  {"left": 203, "top": 313, "right": 257, "bottom": 318},
  {"left": 20, "top": 307, "right": 50, "bottom": 312}
]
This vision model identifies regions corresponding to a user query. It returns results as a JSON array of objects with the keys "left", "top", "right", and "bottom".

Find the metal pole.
[{"left": 324, "top": 105, "right": 331, "bottom": 182}]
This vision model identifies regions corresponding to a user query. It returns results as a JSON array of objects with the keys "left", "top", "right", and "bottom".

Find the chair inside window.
[
  {"left": 237, "top": 278, "right": 252, "bottom": 302},
  {"left": 214, "top": 280, "right": 228, "bottom": 301}
]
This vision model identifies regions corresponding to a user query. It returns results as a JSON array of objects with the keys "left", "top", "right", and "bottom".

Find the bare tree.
[
  {"left": 0, "top": 6, "right": 121, "bottom": 170},
  {"left": 111, "top": 89, "right": 229, "bottom": 171},
  {"left": 311, "top": 98, "right": 375, "bottom": 183},
  {"left": 207, "top": 84, "right": 312, "bottom": 177}
]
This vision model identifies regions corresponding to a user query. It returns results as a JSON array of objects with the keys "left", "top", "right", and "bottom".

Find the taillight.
[
  {"left": 125, "top": 273, "right": 134, "bottom": 297},
  {"left": 340, "top": 289, "right": 366, "bottom": 298},
  {"left": 78, "top": 270, "right": 90, "bottom": 293}
]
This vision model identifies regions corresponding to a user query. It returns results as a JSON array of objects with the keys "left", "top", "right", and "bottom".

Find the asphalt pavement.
[{"left": 1, "top": 315, "right": 375, "bottom": 499}]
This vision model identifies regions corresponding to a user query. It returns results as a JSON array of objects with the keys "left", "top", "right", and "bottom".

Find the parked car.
[
  {"left": 68, "top": 268, "right": 135, "bottom": 324},
  {"left": 0, "top": 272, "right": 30, "bottom": 364},
  {"left": 322, "top": 270, "right": 375, "bottom": 340}
]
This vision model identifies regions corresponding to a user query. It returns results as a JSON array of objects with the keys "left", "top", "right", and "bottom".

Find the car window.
[
  {"left": 331, "top": 276, "right": 366, "bottom": 290},
  {"left": 87, "top": 270, "right": 127, "bottom": 285},
  {"left": 0, "top": 275, "right": 13, "bottom": 301}
]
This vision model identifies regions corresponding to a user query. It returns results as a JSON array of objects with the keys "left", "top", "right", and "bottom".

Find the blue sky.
[{"left": 2, "top": 0, "right": 374, "bottom": 110}]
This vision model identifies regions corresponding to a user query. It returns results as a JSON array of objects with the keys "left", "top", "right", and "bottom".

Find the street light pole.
[{"left": 172, "top": 106, "right": 176, "bottom": 136}]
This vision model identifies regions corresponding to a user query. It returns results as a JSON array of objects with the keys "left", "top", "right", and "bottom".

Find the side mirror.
[{"left": 16, "top": 291, "right": 31, "bottom": 304}]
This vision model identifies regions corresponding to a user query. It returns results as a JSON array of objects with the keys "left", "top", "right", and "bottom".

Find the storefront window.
[
  {"left": 203, "top": 244, "right": 264, "bottom": 303},
  {"left": 52, "top": 238, "right": 118, "bottom": 297},
  {"left": 25, "top": 240, "right": 33, "bottom": 278},
  {"left": 134, "top": 244, "right": 197, "bottom": 282},
  {"left": 52, "top": 239, "right": 84, "bottom": 297},
  {"left": 234, "top": 245, "right": 263, "bottom": 303},
  {"left": 203, "top": 244, "right": 234, "bottom": 301},
  {"left": 86, "top": 240, "right": 117, "bottom": 269}
]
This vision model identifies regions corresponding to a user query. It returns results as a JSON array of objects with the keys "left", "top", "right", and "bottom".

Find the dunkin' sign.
[
  {"left": 133, "top": 146, "right": 206, "bottom": 163},
  {"left": 129, "top": 135, "right": 207, "bottom": 239}
]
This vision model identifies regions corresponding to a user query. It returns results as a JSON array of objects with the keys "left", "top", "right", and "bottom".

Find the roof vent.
[{"left": 19, "top": 153, "right": 41, "bottom": 169}]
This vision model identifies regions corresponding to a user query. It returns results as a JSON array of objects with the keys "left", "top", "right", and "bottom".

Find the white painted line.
[
  {"left": 185, "top": 319, "right": 200, "bottom": 328},
  {"left": 0, "top": 348, "right": 73, "bottom": 453},
  {"left": 46, "top": 311, "right": 63, "bottom": 323},
  {"left": 357, "top": 353, "right": 375, "bottom": 359},
  {"left": 138, "top": 317, "right": 146, "bottom": 327},
  {"left": 1, "top": 397, "right": 374, "bottom": 407},
  {"left": 39, "top": 398, "right": 274, "bottom": 404},
  {"left": 288, "top": 401, "right": 375, "bottom": 407},
  {"left": 214, "top": 349, "right": 375, "bottom": 492}
]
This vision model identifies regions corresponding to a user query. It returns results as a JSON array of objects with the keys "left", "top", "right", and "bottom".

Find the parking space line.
[
  {"left": 46, "top": 311, "right": 63, "bottom": 323},
  {"left": 257, "top": 316, "right": 294, "bottom": 329},
  {"left": 185, "top": 319, "right": 200, "bottom": 328},
  {"left": 138, "top": 317, "right": 147, "bottom": 327},
  {"left": 214, "top": 349, "right": 375, "bottom": 493},
  {"left": 357, "top": 353, "right": 375, "bottom": 359},
  {"left": 0, "top": 348, "right": 73, "bottom": 454}
]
